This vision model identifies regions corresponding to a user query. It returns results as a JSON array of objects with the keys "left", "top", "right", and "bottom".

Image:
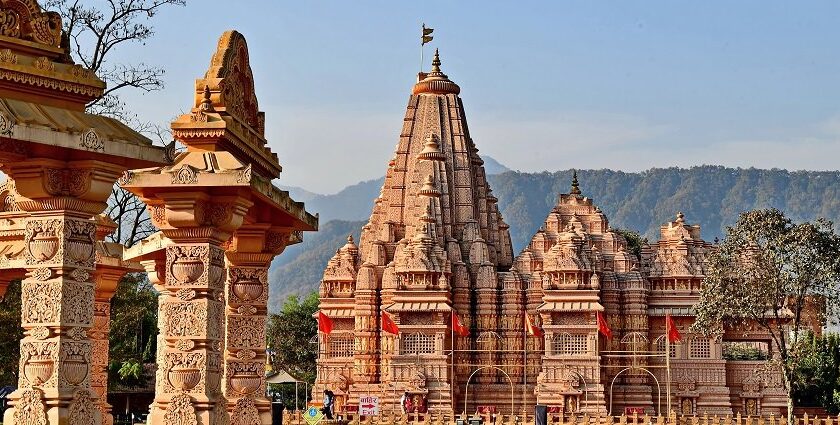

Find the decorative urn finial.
[{"left": 570, "top": 170, "right": 582, "bottom": 196}]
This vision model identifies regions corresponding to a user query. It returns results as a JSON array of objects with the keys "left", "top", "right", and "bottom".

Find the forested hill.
[{"left": 268, "top": 166, "right": 840, "bottom": 311}]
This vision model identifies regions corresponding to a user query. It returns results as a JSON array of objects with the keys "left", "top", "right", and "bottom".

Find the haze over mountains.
[{"left": 269, "top": 159, "right": 840, "bottom": 311}]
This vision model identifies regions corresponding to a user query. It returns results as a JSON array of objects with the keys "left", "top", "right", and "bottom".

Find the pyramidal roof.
[{"left": 357, "top": 49, "right": 513, "bottom": 270}]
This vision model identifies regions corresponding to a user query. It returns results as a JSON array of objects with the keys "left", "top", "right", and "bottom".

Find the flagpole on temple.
[
  {"left": 665, "top": 314, "right": 672, "bottom": 416},
  {"left": 451, "top": 311, "right": 456, "bottom": 415},
  {"left": 522, "top": 311, "right": 527, "bottom": 418},
  {"left": 421, "top": 24, "right": 434, "bottom": 73}
]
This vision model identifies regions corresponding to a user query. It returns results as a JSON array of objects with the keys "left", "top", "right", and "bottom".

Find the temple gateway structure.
[
  {"left": 314, "top": 51, "right": 786, "bottom": 417},
  {"left": 0, "top": 1, "right": 316, "bottom": 424}
]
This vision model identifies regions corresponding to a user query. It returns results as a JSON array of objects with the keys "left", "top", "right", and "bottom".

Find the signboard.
[
  {"left": 359, "top": 395, "right": 380, "bottom": 416},
  {"left": 304, "top": 406, "right": 325, "bottom": 425},
  {"left": 624, "top": 407, "right": 646, "bottom": 415},
  {"left": 476, "top": 405, "right": 496, "bottom": 414}
]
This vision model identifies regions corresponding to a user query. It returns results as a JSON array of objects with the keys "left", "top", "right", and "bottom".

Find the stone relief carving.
[
  {"left": 0, "top": 109, "right": 15, "bottom": 135},
  {"left": 21, "top": 280, "right": 60, "bottom": 324},
  {"left": 59, "top": 341, "right": 91, "bottom": 386},
  {"left": 228, "top": 267, "right": 267, "bottom": 303},
  {"left": 64, "top": 219, "right": 96, "bottom": 267},
  {"left": 230, "top": 396, "right": 260, "bottom": 425},
  {"left": 45, "top": 168, "right": 91, "bottom": 197},
  {"left": 25, "top": 219, "right": 63, "bottom": 264},
  {"left": 167, "top": 245, "right": 209, "bottom": 286},
  {"left": 68, "top": 390, "right": 97, "bottom": 425},
  {"left": 228, "top": 316, "right": 265, "bottom": 348},
  {"left": 13, "top": 388, "right": 47, "bottom": 425},
  {"left": 172, "top": 164, "right": 198, "bottom": 185},
  {"left": 79, "top": 128, "right": 103, "bottom": 151},
  {"left": 163, "top": 393, "right": 198, "bottom": 425}
]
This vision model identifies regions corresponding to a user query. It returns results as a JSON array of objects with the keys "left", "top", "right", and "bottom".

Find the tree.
[
  {"left": 0, "top": 280, "right": 23, "bottom": 387},
  {"left": 267, "top": 292, "right": 319, "bottom": 383},
  {"left": 613, "top": 228, "right": 645, "bottom": 261},
  {"left": 107, "top": 274, "right": 158, "bottom": 387},
  {"left": 791, "top": 332, "right": 840, "bottom": 414},
  {"left": 266, "top": 292, "right": 319, "bottom": 409},
  {"left": 44, "top": 0, "right": 185, "bottom": 247},
  {"left": 692, "top": 208, "right": 840, "bottom": 422}
]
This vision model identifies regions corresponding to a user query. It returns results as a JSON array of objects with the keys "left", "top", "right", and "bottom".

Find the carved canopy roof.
[
  {"left": 171, "top": 30, "right": 282, "bottom": 180},
  {"left": 0, "top": 0, "right": 106, "bottom": 109},
  {"left": 0, "top": 1, "right": 165, "bottom": 168}
]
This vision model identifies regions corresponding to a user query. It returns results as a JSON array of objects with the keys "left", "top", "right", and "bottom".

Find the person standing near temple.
[{"left": 322, "top": 389, "right": 335, "bottom": 419}]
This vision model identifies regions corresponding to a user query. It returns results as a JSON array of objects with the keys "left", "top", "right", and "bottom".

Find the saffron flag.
[
  {"left": 597, "top": 311, "right": 613, "bottom": 339},
  {"left": 382, "top": 312, "right": 400, "bottom": 335},
  {"left": 318, "top": 311, "right": 333, "bottom": 335},
  {"left": 451, "top": 311, "right": 469, "bottom": 337},
  {"left": 666, "top": 314, "right": 682, "bottom": 343},
  {"left": 422, "top": 24, "right": 434, "bottom": 45},
  {"left": 525, "top": 314, "right": 543, "bottom": 337}
]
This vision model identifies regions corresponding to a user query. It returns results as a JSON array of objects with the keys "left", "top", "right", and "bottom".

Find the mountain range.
[{"left": 268, "top": 161, "right": 840, "bottom": 311}]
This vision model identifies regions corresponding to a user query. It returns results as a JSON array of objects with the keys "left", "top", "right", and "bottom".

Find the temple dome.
[{"left": 412, "top": 49, "right": 461, "bottom": 95}]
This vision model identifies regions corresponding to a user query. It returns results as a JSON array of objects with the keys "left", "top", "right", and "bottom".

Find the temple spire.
[
  {"left": 570, "top": 169, "right": 582, "bottom": 196},
  {"left": 432, "top": 48, "right": 441, "bottom": 73}
]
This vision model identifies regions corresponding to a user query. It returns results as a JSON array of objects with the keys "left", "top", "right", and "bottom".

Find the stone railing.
[{"left": 281, "top": 411, "right": 840, "bottom": 425}]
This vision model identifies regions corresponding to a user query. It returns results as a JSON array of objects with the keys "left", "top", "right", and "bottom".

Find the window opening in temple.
[
  {"left": 688, "top": 337, "right": 711, "bottom": 359},
  {"left": 402, "top": 333, "right": 435, "bottom": 355},
  {"left": 552, "top": 333, "right": 589, "bottom": 356},
  {"left": 328, "top": 335, "right": 354, "bottom": 358},
  {"left": 653, "top": 334, "right": 678, "bottom": 359}
]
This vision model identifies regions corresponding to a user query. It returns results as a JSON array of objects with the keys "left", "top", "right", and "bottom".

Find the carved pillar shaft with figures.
[{"left": 223, "top": 224, "right": 290, "bottom": 424}]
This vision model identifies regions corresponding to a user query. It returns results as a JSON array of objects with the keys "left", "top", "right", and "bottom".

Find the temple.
[{"left": 314, "top": 51, "right": 786, "bottom": 418}]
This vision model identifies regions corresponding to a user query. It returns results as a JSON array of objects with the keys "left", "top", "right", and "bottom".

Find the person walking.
[{"left": 322, "top": 389, "right": 335, "bottom": 420}]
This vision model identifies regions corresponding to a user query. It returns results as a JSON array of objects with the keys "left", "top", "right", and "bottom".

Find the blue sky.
[{"left": 115, "top": 1, "right": 840, "bottom": 193}]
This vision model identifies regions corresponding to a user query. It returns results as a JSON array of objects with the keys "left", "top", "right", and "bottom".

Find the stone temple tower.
[{"left": 315, "top": 50, "right": 514, "bottom": 415}]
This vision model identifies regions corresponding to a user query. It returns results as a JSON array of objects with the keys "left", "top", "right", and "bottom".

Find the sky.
[{"left": 114, "top": 1, "right": 840, "bottom": 194}]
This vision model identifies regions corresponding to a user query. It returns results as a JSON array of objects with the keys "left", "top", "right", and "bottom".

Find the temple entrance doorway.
[{"left": 463, "top": 366, "right": 515, "bottom": 416}]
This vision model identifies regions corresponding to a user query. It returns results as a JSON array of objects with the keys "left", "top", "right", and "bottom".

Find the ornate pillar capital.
[{"left": 5, "top": 158, "right": 127, "bottom": 216}]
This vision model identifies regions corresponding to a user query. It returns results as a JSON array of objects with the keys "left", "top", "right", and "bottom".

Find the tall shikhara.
[{"left": 315, "top": 50, "right": 514, "bottom": 413}]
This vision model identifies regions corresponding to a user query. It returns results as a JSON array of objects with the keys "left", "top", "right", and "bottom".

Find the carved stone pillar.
[
  {"left": 2, "top": 159, "right": 126, "bottom": 425},
  {"left": 89, "top": 215, "right": 143, "bottom": 425},
  {"left": 224, "top": 224, "right": 290, "bottom": 424},
  {"left": 120, "top": 29, "right": 316, "bottom": 425}
]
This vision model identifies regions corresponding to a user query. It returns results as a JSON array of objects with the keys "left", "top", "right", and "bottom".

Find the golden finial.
[
  {"left": 431, "top": 48, "right": 441, "bottom": 73},
  {"left": 570, "top": 169, "right": 581, "bottom": 195}
]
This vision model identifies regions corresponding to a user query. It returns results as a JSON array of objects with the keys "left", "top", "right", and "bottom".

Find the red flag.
[
  {"left": 666, "top": 314, "right": 682, "bottom": 343},
  {"left": 382, "top": 312, "right": 400, "bottom": 335},
  {"left": 451, "top": 311, "right": 469, "bottom": 337},
  {"left": 597, "top": 311, "right": 613, "bottom": 339},
  {"left": 318, "top": 311, "right": 333, "bottom": 335},
  {"left": 525, "top": 314, "right": 543, "bottom": 337}
]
